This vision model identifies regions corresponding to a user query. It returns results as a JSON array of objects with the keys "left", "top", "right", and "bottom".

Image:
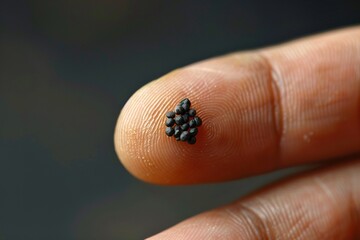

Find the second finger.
[{"left": 148, "top": 159, "right": 360, "bottom": 239}]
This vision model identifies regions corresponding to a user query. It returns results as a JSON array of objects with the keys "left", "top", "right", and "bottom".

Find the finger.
[
  {"left": 147, "top": 159, "right": 360, "bottom": 239},
  {"left": 114, "top": 26, "right": 360, "bottom": 184}
]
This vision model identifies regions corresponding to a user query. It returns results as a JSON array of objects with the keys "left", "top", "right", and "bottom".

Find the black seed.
[
  {"left": 188, "top": 108, "right": 196, "bottom": 117},
  {"left": 175, "top": 105, "right": 184, "bottom": 114},
  {"left": 165, "top": 118, "right": 175, "bottom": 127},
  {"left": 175, "top": 115, "right": 184, "bottom": 125},
  {"left": 181, "top": 103, "right": 190, "bottom": 111},
  {"left": 182, "top": 113, "right": 189, "bottom": 123},
  {"left": 180, "top": 131, "right": 190, "bottom": 141},
  {"left": 181, "top": 123, "right": 189, "bottom": 131},
  {"left": 189, "top": 119, "right": 196, "bottom": 128},
  {"left": 165, "top": 127, "right": 174, "bottom": 136},
  {"left": 166, "top": 111, "right": 175, "bottom": 118},
  {"left": 180, "top": 98, "right": 191, "bottom": 106},
  {"left": 187, "top": 136, "right": 196, "bottom": 144},
  {"left": 189, "top": 127, "right": 198, "bottom": 136},
  {"left": 165, "top": 98, "right": 201, "bottom": 141},
  {"left": 194, "top": 116, "right": 202, "bottom": 126},
  {"left": 174, "top": 129, "right": 182, "bottom": 138}
]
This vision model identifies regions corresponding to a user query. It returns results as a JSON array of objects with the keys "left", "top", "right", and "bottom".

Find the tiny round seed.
[
  {"left": 181, "top": 103, "right": 190, "bottom": 112},
  {"left": 187, "top": 136, "right": 196, "bottom": 144},
  {"left": 182, "top": 113, "right": 189, "bottom": 123},
  {"left": 174, "top": 129, "right": 182, "bottom": 138},
  {"left": 165, "top": 118, "right": 175, "bottom": 127},
  {"left": 180, "top": 98, "right": 191, "bottom": 106},
  {"left": 188, "top": 108, "right": 196, "bottom": 117},
  {"left": 175, "top": 106, "right": 185, "bottom": 115},
  {"left": 181, "top": 123, "right": 189, "bottom": 131},
  {"left": 166, "top": 111, "right": 175, "bottom": 118},
  {"left": 189, "top": 127, "right": 198, "bottom": 136},
  {"left": 194, "top": 116, "right": 202, "bottom": 126},
  {"left": 180, "top": 131, "right": 190, "bottom": 141},
  {"left": 189, "top": 119, "right": 196, "bottom": 128},
  {"left": 165, "top": 98, "right": 201, "bottom": 144},
  {"left": 175, "top": 115, "right": 184, "bottom": 125},
  {"left": 165, "top": 127, "right": 175, "bottom": 136}
]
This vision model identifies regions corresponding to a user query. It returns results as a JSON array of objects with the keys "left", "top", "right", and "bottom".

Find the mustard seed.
[
  {"left": 180, "top": 131, "right": 190, "bottom": 141},
  {"left": 165, "top": 118, "right": 175, "bottom": 127},
  {"left": 189, "top": 127, "right": 198, "bottom": 136},
  {"left": 189, "top": 119, "right": 196, "bottom": 128},
  {"left": 165, "top": 127, "right": 175, "bottom": 136},
  {"left": 166, "top": 111, "right": 175, "bottom": 118},
  {"left": 175, "top": 105, "right": 185, "bottom": 115},
  {"left": 194, "top": 116, "right": 202, "bottom": 126},
  {"left": 182, "top": 113, "right": 189, "bottom": 123},
  {"left": 181, "top": 123, "right": 189, "bottom": 131},
  {"left": 175, "top": 115, "right": 184, "bottom": 125},
  {"left": 188, "top": 109, "right": 196, "bottom": 117}
]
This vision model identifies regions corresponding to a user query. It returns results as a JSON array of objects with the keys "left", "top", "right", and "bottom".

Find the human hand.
[{"left": 114, "top": 26, "right": 360, "bottom": 239}]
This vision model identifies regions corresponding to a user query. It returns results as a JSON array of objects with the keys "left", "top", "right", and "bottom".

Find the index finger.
[{"left": 114, "top": 26, "right": 360, "bottom": 184}]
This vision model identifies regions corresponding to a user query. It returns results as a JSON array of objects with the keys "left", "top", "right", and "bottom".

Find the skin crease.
[{"left": 114, "top": 26, "right": 360, "bottom": 239}]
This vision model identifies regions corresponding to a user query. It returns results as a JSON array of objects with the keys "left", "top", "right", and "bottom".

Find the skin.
[{"left": 114, "top": 26, "right": 360, "bottom": 239}]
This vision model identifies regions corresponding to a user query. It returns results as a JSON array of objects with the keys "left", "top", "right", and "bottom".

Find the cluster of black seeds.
[{"left": 165, "top": 98, "right": 202, "bottom": 144}]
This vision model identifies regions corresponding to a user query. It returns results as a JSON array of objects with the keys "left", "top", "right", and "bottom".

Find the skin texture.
[
  {"left": 114, "top": 26, "right": 360, "bottom": 239},
  {"left": 147, "top": 160, "right": 360, "bottom": 239}
]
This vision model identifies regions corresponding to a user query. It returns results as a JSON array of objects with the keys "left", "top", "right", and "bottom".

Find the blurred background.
[{"left": 0, "top": 0, "right": 359, "bottom": 239}]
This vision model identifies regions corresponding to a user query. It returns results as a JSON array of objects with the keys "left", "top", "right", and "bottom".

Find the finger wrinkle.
[
  {"left": 312, "top": 177, "right": 338, "bottom": 205},
  {"left": 225, "top": 202, "right": 275, "bottom": 240},
  {"left": 255, "top": 52, "right": 285, "bottom": 167},
  {"left": 286, "top": 210, "right": 313, "bottom": 240}
]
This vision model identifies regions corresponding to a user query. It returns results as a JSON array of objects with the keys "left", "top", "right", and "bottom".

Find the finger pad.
[{"left": 115, "top": 56, "right": 279, "bottom": 184}]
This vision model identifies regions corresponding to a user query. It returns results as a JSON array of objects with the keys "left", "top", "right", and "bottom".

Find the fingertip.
[
  {"left": 114, "top": 70, "right": 212, "bottom": 184},
  {"left": 114, "top": 69, "right": 228, "bottom": 184},
  {"left": 114, "top": 54, "right": 278, "bottom": 184}
]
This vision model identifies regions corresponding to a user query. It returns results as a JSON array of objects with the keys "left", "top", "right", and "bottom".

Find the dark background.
[{"left": 0, "top": 1, "right": 359, "bottom": 239}]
